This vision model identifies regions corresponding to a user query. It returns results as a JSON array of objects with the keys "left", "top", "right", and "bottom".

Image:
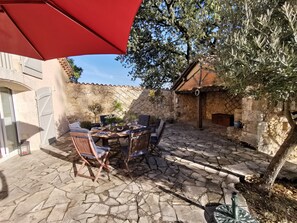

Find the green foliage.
[
  {"left": 148, "top": 89, "right": 164, "bottom": 103},
  {"left": 213, "top": 0, "right": 297, "bottom": 190},
  {"left": 88, "top": 102, "right": 103, "bottom": 115},
  {"left": 116, "top": 0, "right": 217, "bottom": 89},
  {"left": 112, "top": 100, "right": 123, "bottom": 114},
  {"left": 105, "top": 114, "right": 123, "bottom": 125},
  {"left": 80, "top": 121, "right": 92, "bottom": 130},
  {"left": 214, "top": 0, "right": 297, "bottom": 103},
  {"left": 67, "top": 58, "right": 83, "bottom": 83}
]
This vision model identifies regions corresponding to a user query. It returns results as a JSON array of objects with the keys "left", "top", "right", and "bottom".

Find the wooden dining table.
[
  {"left": 91, "top": 129, "right": 129, "bottom": 146},
  {"left": 91, "top": 124, "right": 147, "bottom": 146}
]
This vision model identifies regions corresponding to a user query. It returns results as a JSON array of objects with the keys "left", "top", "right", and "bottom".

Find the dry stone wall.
[
  {"left": 174, "top": 91, "right": 241, "bottom": 124},
  {"left": 229, "top": 97, "right": 297, "bottom": 161},
  {"left": 239, "top": 98, "right": 265, "bottom": 147},
  {"left": 174, "top": 94, "right": 198, "bottom": 123},
  {"left": 204, "top": 91, "right": 241, "bottom": 119},
  {"left": 65, "top": 83, "right": 174, "bottom": 123}
]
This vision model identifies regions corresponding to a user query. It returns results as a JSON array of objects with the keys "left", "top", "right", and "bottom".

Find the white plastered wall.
[{"left": 0, "top": 54, "right": 69, "bottom": 152}]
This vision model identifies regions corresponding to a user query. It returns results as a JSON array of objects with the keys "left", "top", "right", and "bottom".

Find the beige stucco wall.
[
  {"left": 36, "top": 59, "right": 69, "bottom": 137},
  {"left": 13, "top": 91, "right": 40, "bottom": 150},
  {"left": 65, "top": 83, "right": 174, "bottom": 123},
  {"left": 0, "top": 53, "right": 69, "bottom": 153}
]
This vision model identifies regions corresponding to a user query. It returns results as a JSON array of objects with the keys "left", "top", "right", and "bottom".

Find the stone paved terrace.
[{"left": 0, "top": 123, "right": 296, "bottom": 223}]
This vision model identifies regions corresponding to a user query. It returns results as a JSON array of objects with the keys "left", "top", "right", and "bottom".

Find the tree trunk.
[{"left": 261, "top": 123, "right": 297, "bottom": 191}]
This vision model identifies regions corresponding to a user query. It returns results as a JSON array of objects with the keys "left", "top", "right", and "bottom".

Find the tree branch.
[{"left": 284, "top": 101, "right": 296, "bottom": 127}]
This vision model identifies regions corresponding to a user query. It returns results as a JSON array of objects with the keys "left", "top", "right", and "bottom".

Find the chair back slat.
[
  {"left": 138, "top": 115, "right": 150, "bottom": 126},
  {"left": 70, "top": 129, "right": 96, "bottom": 158},
  {"left": 100, "top": 115, "right": 108, "bottom": 126},
  {"left": 156, "top": 119, "right": 166, "bottom": 144},
  {"left": 129, "top": 130, "right": 151, "bottom": 156},
  {"left": 156, "top": 120, "right": 165, "bottom": 136}
]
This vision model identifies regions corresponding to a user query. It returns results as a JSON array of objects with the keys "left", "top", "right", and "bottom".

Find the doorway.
[{"left": 0, "top": 87, "right": 18, "bottom": 158}]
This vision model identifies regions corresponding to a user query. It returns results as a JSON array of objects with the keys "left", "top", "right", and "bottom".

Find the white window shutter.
[{"left": 22, "top": 57, "right": 42, "bottom": 79}]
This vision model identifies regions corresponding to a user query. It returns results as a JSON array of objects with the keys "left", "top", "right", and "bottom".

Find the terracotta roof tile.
[{"left": 58, "top": 58, "right": 73, "bottom": 77}]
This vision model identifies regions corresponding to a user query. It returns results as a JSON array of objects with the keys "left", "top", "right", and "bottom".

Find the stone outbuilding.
[
  {"left": 172, "top": 60, "right": 297, "bottom": 161},
  {"left": 172, "top": 60, "right": 241, "bottom": 129}
]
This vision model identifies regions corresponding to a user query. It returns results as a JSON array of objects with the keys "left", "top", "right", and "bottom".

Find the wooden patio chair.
[
  {"left": 138, "top": 114, "right": 150, "bottom": 127},
  {"left": 150, "top": 119, "right": 166, "bottom": 155},
  {"left": 70, "top": 128, "right": 110, "bottom": 182},
  {"left": 121, "top": 129, "right": 151, "bottom": 172}
]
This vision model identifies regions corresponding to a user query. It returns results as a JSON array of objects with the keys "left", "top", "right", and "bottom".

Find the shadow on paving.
[
  {"left": 161, "top": 123, "right": 297, "bottom": 181},
  {"left": 43, "top": 131, "right": 230, "bottom": 222},
  {"left": 0, "top": 170, "right": 8, "bottom": 200},
  {"left": 38, "top": 123, "right": 296, "bottom": 222}
]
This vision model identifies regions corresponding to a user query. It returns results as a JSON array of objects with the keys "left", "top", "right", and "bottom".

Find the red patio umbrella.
[{"left": 0, "top": 0, "right": 142, "bottom": 60}]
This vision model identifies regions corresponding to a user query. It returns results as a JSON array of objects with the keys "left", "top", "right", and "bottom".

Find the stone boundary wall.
[
  {"left": 228, "top": 97, "right": 297, "bottom": 161},
  {"left": 65, "top": 83, "right": 174, "bottom": 123}
]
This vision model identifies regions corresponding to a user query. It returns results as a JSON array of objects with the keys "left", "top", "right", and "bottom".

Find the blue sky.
[{"left": 69, "top": 55, "right": 141, "bottom": 86}]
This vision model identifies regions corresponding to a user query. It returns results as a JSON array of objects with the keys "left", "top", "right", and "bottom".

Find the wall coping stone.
[{"left": 68, "top": 82, "right": 171, "bottom": 91}]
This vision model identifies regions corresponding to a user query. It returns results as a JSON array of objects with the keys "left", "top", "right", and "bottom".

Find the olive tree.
[
  {"left": 117, "top": 0, "right": 217, "bottom": 88},
  {"left": 214, "top": 0, "right": 297, "bottom": 190}
]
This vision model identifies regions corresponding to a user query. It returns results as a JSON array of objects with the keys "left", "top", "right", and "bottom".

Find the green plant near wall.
[
  {"left": 112, "top": 100, "right": 123, "bottom": 116},
  {"left": 105, "top": 114, "right": 124, "bottom": 125},
  {"left": 148, "top": 89, "right": 164, "bottom": 103}
]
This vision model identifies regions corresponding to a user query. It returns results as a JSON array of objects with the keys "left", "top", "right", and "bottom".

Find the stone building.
[
  {"left": 172, "top": 60, "right": 296, "bottom": 160},
  {"left": 172, "top": 61, "right": 241, "bottom": 128}
]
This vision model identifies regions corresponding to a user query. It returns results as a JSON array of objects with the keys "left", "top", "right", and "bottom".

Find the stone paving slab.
[{"left": 0, "top": 123, "right": 296, "bottom": 222}]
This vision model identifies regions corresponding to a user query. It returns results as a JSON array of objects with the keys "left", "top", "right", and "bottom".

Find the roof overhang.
[
  {"left": 175, "top": 85, "right": 226, "bottom": 95},
  {"left": 172, "top": 61, "right": 199, "bottom": 90}
]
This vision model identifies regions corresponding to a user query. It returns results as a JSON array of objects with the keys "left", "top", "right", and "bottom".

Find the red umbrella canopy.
[{"left": 0, "top": 0, "right": 142, "bottom": 60}]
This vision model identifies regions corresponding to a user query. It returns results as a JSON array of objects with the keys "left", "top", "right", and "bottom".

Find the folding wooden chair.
[
  {"left": 150, "top": 119, "right": 166, "bottom": 155},
  {"left": 70, "top": 128, "right": 110, "bottom": 182},
  {"left": 138, "top": 114, "right": 150, "bottom": 126},
  {"left": 121, "top": 129, "right": 151, "bottom": 172}
]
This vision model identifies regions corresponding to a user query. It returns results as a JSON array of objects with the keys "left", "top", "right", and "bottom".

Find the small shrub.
[
  {"left": 105, "top": 115, "right": 124, "bottom": 125},
  {"left": 105, "top": 115, "right": 116, "bottom": 125},
  {"left": 80, "top": 121, "right": 92, "bottom": 130},
  {"left": 88, "top": 102, "right": 103, "bottom": 122},
  {"left": 113, "top": 100, "right": 123, "bottom": 113}
]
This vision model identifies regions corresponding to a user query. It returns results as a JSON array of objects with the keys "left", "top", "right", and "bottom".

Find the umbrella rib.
[
  {"left": 46, "top": 1, "right": 126, "bottom": 54},
  {"left": 1, "top": 5, "right": 45, "bottom": 60},
  {"left": 0, "top": 1, "right": 44, "bottom": 3}
]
